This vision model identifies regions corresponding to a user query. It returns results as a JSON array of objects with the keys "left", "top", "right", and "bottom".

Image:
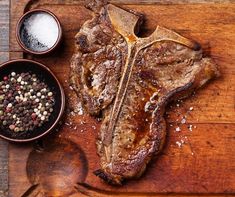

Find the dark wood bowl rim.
[
  {"left": 0, "top": 59, "right": 65, "bottom": 142},
  {"left": 16, "top": 8, "right": 63, "bottom": 55}
]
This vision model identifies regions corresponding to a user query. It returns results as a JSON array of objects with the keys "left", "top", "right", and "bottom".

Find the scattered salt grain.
[
  {"left": 188, "top": 124, "right": 193, "bottom": 131},
  {"left": 80, "top": 120, "right": 86, "bottom": 125},
  {"left": 65, "top": 122, "right": 71, "bottom": 126},
  {"left": 181, "top": 117, "right": 186, "bottom": 124},
  {"left": 175, "top": 127, "right": 181, "bottom": 132},
  {"left": 76, "top": 102, "right": 84, "bottom": 115},
  {"left": 70, "top": 111, "right": 75, "bottom": 116},
  {"left": 189, "top": 106, "right": 194, "bottom": 111},
  {"left": 176, "top": 141, "right": 182, "bottom": 148}
]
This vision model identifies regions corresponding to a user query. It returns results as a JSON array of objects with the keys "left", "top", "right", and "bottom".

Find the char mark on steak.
[{"left": 70, "top": 0, "right": 220, "bottom": 185}]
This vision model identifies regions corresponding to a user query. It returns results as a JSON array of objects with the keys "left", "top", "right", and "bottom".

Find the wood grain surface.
[{"left": 5, "top": 0, "right": 235, "bottom": 196}]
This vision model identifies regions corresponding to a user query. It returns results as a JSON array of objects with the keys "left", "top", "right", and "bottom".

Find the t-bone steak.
[{"left": 70, "top": 0, "right": 220, "bottom": 185}]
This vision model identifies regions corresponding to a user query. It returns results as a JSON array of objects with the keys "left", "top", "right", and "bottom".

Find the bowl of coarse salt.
[{"left": 16, "top": 9, "right": 62, "bottom": 55}]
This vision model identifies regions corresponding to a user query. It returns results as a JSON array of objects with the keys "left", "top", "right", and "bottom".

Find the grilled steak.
[{"left": 70, "top": 0, "right": 219, "bottom": 185}]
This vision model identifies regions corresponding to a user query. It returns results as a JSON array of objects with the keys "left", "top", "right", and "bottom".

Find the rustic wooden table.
[{"left": 1, "top": 0, "right": 235, "bottom": 197}]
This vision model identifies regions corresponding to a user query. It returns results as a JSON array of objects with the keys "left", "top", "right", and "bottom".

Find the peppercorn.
[{"left": 0, "top": 72, "right": 55, "bottom": 133}]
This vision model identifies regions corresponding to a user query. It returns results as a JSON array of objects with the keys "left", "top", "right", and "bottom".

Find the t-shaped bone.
[{"left": 104, "top": 4, "right": 200, "bottom": 161}]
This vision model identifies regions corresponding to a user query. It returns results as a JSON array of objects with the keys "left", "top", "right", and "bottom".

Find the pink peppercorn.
[
  {"left": 3, "top": 76, "right": 8, "bottom": 81},
  {"left": 6, "top": 107, "right": 11, "bottom": 112},
  {"left": 31, "top": 113, "right": 37, "bottom": 120},
  {"left": 9, "top": 125, "right": 15, "bottom": 130}
]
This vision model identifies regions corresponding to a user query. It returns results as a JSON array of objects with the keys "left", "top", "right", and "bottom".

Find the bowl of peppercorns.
[{"left": 0, "top": 59, "right": 65, "bottom": 142}]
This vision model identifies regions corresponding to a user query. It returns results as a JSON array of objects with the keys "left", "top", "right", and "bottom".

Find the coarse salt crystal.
[
  {"left": 69, "top": 111, "right": 75, "bottom": 116},
  {"left": 76, "top": 102, "right": 84, "bottom": 115},
  {"left": 189, "top": 107, "right": 194, "bottom": 111},
  {"left": 176, "top": 141, "right": 182, "bottom": 148},
  {"left": 181, "top": 118, "right": 186, "bottom": 124},
  {"left": 189, "top": 125, "right": 193, "bottom": 131},
  {"left": 175, "top": 127, "right": 181, "bottom": 132}
]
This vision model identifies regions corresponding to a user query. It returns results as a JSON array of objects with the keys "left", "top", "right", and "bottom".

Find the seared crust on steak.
[
  {"left": 70, "top": 0, "right": 128, "bottom": 115},
  {"left": 70, "top": 0, "right": 219, "bottom": 185}
]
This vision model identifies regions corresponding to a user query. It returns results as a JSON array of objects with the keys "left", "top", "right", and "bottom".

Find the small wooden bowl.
[
  {"left": 16, "top": 9, "right": 62, "bottom": 55},
  {"left": 0, "top": 59, "right": 65, "bottom": 142}
]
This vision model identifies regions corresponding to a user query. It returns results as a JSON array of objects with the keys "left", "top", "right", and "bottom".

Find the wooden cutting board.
[{"left": 5, "top": 0, "right": 235, "bottom": 196}]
